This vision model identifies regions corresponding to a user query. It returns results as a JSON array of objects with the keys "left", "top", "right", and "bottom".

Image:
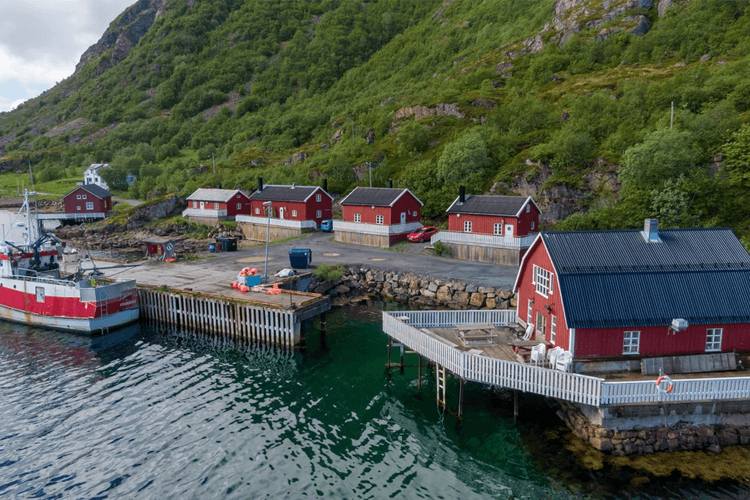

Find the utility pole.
[
  {"left": 670, "top": 101, "right": 674, "bottom": 129},
  {"left": 212, "top": 153, "right": 216, "bottom": 174},
  {"left": 368, "top": 162, "right": 372, "bottom": 188}
]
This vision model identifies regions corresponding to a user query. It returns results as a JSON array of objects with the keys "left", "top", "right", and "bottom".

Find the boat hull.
[{"left": 0, "top": 303, "right": 140, "bottom": 333}]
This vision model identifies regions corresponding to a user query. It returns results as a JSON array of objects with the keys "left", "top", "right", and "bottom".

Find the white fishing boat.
[{"left": 0, "top": 190, "right": 139, "bottom": 333}]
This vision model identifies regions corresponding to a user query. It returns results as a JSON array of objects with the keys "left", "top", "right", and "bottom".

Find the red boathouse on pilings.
[
  {"left": 513, "top": 219, "right": 750, "bottom": 373},
  {"left": 334, "top": 186, "right": 423, "bottom": 247}
]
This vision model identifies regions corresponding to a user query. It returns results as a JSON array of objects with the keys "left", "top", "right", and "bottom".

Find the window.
[
  {"left": 623, "top": 331, "right": 640, "bottom": 354},
  {"left": 292, "top": 210, "right": 297, "bottom": 217},
  {"left": 376, "top": 214, "right": 384, "bottom": 224},
  {"left": 531, "top": 221, "right": 535, "bottom": 230},
  {"left": 193, "top": 201, "right": 198, "bottom": 208},
  {"left": 527, "top": 299, "right": 533, "bottom": 324},
  {"left": 316, "top": 194, "right": 321, "bottom": 202},
  {"left": 36, "top": 287, "right": 45, "bottom": 303},
  {"left": 706, "top": 328, "right": 722, "bottom": 352},
  {"left": 255, "top": 207, "right": 260, "bottom": 215},
  {"left": 86, "top": 202, "right": 93, "bottom": 210},
  {"left": 551, "top": 316, "right": 557, "bottom": 343},
  {"left": 76, "top": 194, "right": 81, "bottom": 199},
  {"left": 316, "top": 210, "right": 322, "bottom": 218},
  {"left": 354, "top": 213, "right": 361, "bottom": 222},
  {"left": 494, "top": 223, "right": 502, "bottom": 235},
  {"left": 533, "top": 265, "right": 552, "bottom": 296},
  {"left": 214, "top": 203, "right": 219, "bottom": 210},
  {"left": 464, "top": 220, "right": 472, "bottom": 232},
  {"left": 237, "top": 203, "right": 241, "bottom": 210},
  {"left": 526, "top": 204, "right": 530, "bottom": 213},
  {"left": 413, "top": 211, "right": 417, "bottom": 217},
  {"left": 76, "top": 206, "right": 81, "bottom": 211}
]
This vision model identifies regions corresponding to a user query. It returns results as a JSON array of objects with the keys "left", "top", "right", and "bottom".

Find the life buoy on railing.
[{"left": 656, "top": 374, "right": 674, "bottom": 393}]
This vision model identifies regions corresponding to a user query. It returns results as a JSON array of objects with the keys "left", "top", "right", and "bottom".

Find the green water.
[{"left": 0, "top": 306, "right": 746, "bottom": 499}]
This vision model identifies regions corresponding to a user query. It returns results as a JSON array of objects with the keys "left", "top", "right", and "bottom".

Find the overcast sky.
[{"left": 0, "top": 0, "right": 136, "bottom": 113}]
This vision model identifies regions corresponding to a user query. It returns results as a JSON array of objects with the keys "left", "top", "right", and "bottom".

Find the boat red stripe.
[
  {"left": 0, "top": 286, "right": 138, "bottom": 319},
  {"left": 0, "top": 250, "right": 59, "bottom": 261}
]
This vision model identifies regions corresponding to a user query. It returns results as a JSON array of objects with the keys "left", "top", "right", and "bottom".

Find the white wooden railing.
[
  {"left": 383, "top": 311, "right": 750, "bottom": 407},
  {"left": 236, "top": 215, "right": 318, "bottom": 229},
  {"left": 333, "top": 220, "right": 422, "bottom": 235},
  {"left": 431, "top": 231, "right": 537, "bottom": 249},
  {"left": 383, "top": 311, "right": 603, "bottom": 406},
  {"left": 38, "top": 212, "right": 106, "bottom": 221},
  {"left": 182, "top": 208, "right": 228, "bottom": 218}
]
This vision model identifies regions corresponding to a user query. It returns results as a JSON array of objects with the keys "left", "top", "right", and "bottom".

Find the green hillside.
[{"left": 1, "top": 0, "right": 749, "bottom": 246}]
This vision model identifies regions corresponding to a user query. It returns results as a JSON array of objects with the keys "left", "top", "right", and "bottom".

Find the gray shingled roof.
[
  {"left": 67, "top": 184, "right": 111, "bottom": 199},
  {"left": 536, "top": 228, "right": 750, "bottom": 328},
  {"left": 446, "top": 195, "right": 532, "bottom": 216},
  {"left": 249, "top": 185, "right": 330, "bottom": 203},
  {"left": 340, "top": 187, "right": 423, "bottom": 207},
  {"left": 187, "top": 188, "right": 243, "bottom": 202}
]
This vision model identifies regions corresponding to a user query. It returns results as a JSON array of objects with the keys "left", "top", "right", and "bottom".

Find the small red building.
[
  {"left": 248, "top": 184, "right": 333, "bottom": 228},
  {"left": 446, "top": 190, "right": 540, "bottom": 238},
  {"left": 183, "top": 188, "right": 252, "bottom": 224},
  {"left": 63, "top": 184, "right": 112, "bottom": 214},
  {"left": 336, "top": 187, "right": 423, "bottom": 247},
  {"left": 514, "top": 219, "right": 750, "bottom": 370}
]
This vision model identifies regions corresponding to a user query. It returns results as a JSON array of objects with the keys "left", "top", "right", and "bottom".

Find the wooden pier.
[{"left": 137, "top": 284, "right": 330, "bottom": 347}]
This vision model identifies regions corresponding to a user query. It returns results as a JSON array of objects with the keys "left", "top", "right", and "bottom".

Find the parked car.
[
  {"left": 407, "top": 226, "right": 437, "bottom": 242},
  {"left": 321, "top": 219, "right": 333, "bottom": 232}
]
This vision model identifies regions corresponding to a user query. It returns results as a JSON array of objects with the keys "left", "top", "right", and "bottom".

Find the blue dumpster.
[
  {"left": 289, "top": 248, "right": 312, "bottom": 268},
  {"left": 209, "top": 242, "right": 216, "bottom": 253}
]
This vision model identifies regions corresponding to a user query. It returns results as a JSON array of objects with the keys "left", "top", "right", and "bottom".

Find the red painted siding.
[
  {"left": 574, "top": 323, "right": 750, "bottom": 358},
  {"left": 515, "top": 238, "right": 570, "bottom": 349},
  {"left": 63, "top": 188, "right": 110, "bottom": 214},
  {"left": 226, "top": 192, "right": 252, "bottom": 216},
  {"left": 447, "top": 202, "right": 540, "bottom": 236},
  {"left": 343, "top": 192, "right": 421, "bottom": 226},
  {"left": 250, "top": 188, "right": 332, "bottom": 226}
]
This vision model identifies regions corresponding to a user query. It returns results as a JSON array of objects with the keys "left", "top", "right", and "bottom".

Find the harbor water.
[{"left": 1, "top": 306, "right": 748, "bottom": 499}]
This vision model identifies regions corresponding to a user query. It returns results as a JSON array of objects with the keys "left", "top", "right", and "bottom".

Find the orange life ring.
[{"left": 656, "top": 375, "right": 673, "bottom": 393}]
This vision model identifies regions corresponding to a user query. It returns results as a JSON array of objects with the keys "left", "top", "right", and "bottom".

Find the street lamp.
[{"left": 263, "top": 201, "right": 272, "bottom": 283}]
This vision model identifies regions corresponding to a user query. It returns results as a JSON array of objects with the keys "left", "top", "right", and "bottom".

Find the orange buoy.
[
  {"left": 240, "top": 284, "right": 249, "bottom": 293},
  {"left": 232, "top": 281, "right": 239, "bottom": 289}
]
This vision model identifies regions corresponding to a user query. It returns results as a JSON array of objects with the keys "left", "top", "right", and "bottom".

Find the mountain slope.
[{"left": 0, "top": 0, "right": 749, "bottom": 246}]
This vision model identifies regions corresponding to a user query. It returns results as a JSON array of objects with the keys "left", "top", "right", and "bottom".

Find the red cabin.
[
  {"left": 513, "top": 219, "right": 750, "bottom": 371},
  {"left": 248, "top": 184, "right": 333, "bottom": 228},
  {"left": 446, "top": 192, "right": 540, "bottom": 238},
  {"left": 185, "top": 188, "right": 252, "bottom": 218},
  {"left": 336, "top": 187, "right": 423, "bottom": 247},
  {"left": 63, "top": 184, "right": 112, "bottom": 214}
]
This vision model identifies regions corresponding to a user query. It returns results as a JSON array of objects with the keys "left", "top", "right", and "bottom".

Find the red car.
[{"left": 407, "top": 226, "right": 437, "bottom": 242}]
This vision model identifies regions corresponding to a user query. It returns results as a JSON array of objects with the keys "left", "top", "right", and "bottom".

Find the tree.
[
  {"left": 437, "top": 129, "right": 492, "bottom": 187},
  {"left": 620, "top": 128, "right": 696, "bottom": 193}
]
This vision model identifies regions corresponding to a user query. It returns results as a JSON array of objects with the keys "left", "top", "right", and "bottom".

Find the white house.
[{"left": 83, "top": 164, "right": 111, "bottom": 190}]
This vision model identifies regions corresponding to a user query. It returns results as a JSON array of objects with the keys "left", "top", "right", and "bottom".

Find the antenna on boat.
[{"left": 27, "top": 158, "right": 40, "bottom": 241}]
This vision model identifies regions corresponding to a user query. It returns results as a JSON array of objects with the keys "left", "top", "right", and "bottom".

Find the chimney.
[
  {"left": 258, "top": 177, "right": 264, "bottom": 191},
  {"left": 322, "top": 178, "right": 328, "bottom": 192},
  {"left": 459, "top": 185, "right": 465, "bottom": 204},
  {"left": 387, "top": 179, "right": 393, "bottom": 189},
  {"left": 291, "top": 182, "right": 295, "bottom": 189},
  {"left": 643, "top": 218, "right": 660, "bottom": 242}
]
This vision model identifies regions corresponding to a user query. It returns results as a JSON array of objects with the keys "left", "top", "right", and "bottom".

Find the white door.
[
  {"left": 400, "top": 212, "right": 406, "bottom": 224},
  {"left": 200, "top": 201, "right": 205, "bottom": 210},
  {"left": 505, "top": 224, "right": 513, "bottom": 237},
  {"left": 279, "top": 207, "right": 285, "bottom": 219}
]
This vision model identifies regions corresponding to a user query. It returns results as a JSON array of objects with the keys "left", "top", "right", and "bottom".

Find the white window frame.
[
  {"left": 464, "top": 220, "right": 472, "bottom": 233},
  {"left": 236, "top": 202, "right": 242, "bottom": 210},
  {"left": 255, "top": 207, "right": 260, "bottom": 215},
  {"left": 76, "top": 194, "right": 81, "bottom": 199},
  {"left": 193, "top": 201, "right": 198, "bottom": 208},
  {"left": 527, "top": 299, "right": 533, "bottom": 324},
  {"left": 623, "top": 331, "right": 640, "bottom": 355},
  {"left": 531, "top": 221, "right": 535, "bottom": 230},
  {"left": 86, "top": 202, "right": 94, "bottom": 210},
  {"left": 76, "top": 206, "right": 81, "bottom": 211},
  {"left": 493, "top": 223, "right": 502, "bottom": 235},
  {"left": 82, "top": 195, "right": 87, "bottom": 199},
  {"left": 533, "top": 265, "right": 553, "bottom": 297},
  {"left": 316, "top": 193, "right": 322, "bottom": 202},
  {"left": 526, "top": 204, "right": 530, "bottom": 213},
  {"left": 292, "top": 210, "right": 297, "bottom": 217},
  {"left": 413, "top": 211, "right": 418, "bottom": 217},
  {"left": 375, "top": 214, "right": 384, "bottom": 225},
  {"left": 214, "top": 203, "right": 219, "bottom": 210},
  {"left": 706, "top": 328, "right": 723, "bottom": 352},
  {"left": 551, "top": 315, "right": 557, "bottom": 343},
  {"left": 316, "top": 210, "right": 322, "bottom": 218},
  {"left": 354, "top": 213, "right": 361, "bottom": 223}
]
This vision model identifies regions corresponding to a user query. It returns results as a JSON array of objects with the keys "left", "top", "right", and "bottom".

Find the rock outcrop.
[{"left": 75, "top": 0, "right": 171, "bottom": 74}]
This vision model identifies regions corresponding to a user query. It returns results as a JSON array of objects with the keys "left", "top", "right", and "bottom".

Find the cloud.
[{"left": 0, "top": 0, "right": 135, "bottom": 109}]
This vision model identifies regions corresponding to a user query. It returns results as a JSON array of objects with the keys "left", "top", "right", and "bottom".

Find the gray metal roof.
[
  {"left": 539, "top": 228, "right": 750, "bottom": 328},
  {"left": 446, "top": 195, "right": 533, "bottom": 216},
  {"left": 68, "top": 184, "right": 111, "bottom": 199},
  {"left": 340, "top": 187, "right": 423, "bottom": 207},
  {"left": 187, "top": 188, "right": 243, "bottom": 202},
  {"left": 249, "top": 185, "right": 331, "bottom": 203},
  {"left": 542, "top": 228, "right": 750, "bottom": 274},
  {"left": 559, "top": 270, "right": 750, "bottom": 328}
]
